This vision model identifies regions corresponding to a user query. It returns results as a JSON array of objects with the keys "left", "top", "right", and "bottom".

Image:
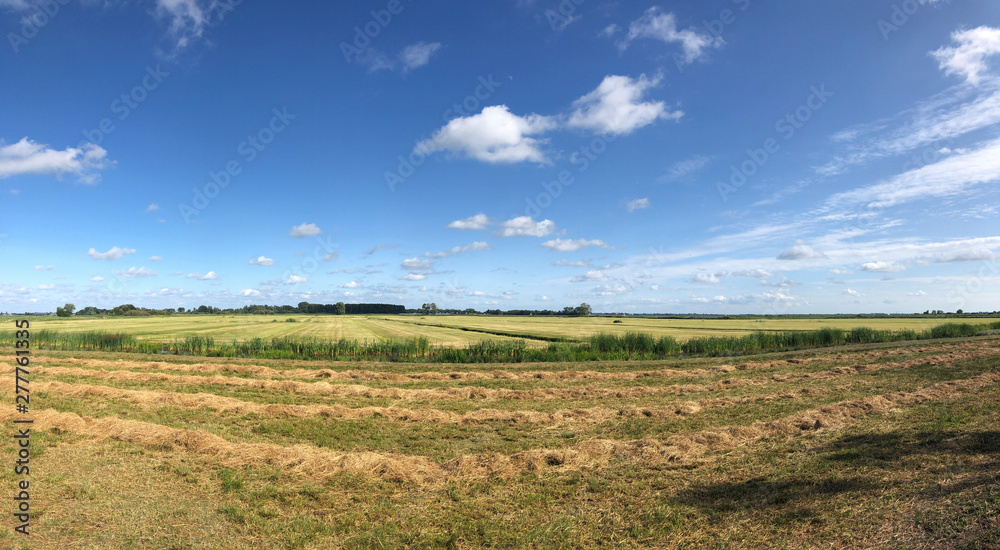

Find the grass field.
[
  {"left": 23, "top": 314, "right": 974, "bottom": 346},
  {"left": 2, "top": 334, "right": 998, "bottom": 548}
]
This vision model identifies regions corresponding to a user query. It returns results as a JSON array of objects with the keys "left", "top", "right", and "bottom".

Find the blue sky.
[{"left": 2, "top": 0, "right": 1000, "bottom": 314}]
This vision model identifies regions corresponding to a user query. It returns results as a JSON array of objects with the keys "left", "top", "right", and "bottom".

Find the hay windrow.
[{"left": 3, "top": 372, "right": 996, "bottom": 484}]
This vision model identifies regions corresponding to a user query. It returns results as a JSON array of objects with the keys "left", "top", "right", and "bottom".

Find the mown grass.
[{"left": 4, "top": 338, "right": 999, "bottom": 548}]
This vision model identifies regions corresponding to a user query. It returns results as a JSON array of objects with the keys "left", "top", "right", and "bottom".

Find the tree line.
[{"left": 59, "top": 302, "right": 594, "bottom": 317}]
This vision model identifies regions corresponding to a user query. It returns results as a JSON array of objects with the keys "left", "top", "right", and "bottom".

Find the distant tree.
[
  {"left": 575, "top": 303, "right": 592, "bottom": 316},
  {"left": 178, "top": 307, "right": 186, "bottom": 313},
  {"left": 334, "top": 302, "right": 346, "bottom": 315},
  {"left": 956, "top": 309, "right": 964, "bottom": 314},
  {"left": 297, "top": 301, "right": 310, "bottom": 313},
  {"left": 64, "top": 303, "right": 76, "bottom": 315}
]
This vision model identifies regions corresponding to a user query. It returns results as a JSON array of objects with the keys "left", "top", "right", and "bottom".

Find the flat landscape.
[
  {"left": 2, "top": 317, "right": 998, "bottom": 548},
  {"left": 25, "top": 314, "right": 966, "bottom": 347}
]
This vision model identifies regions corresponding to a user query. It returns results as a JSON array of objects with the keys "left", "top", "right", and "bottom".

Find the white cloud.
[
  {"left": 663, "top": 155, "right": 710, "bottom": 180},
  {"left": 249, "top": 256, "right": 275, "bottom": 266},
  {"left": 88, "top": 246, "right": 136, "bottom": 261},
  {"left": 117, "top": 266, "right": 157, "bottom": 278},
  {"left": 567, "top": 74, "right": 681, "bottom": 135},
  {"left": 90, "top": 276, "right": 105, "bottom": 282},
  {"left": 908, "top": 290, "right": 927, "bottom": 297},
  {"left": 540, "top": 238, "right": 610, "bottom": 252},
  {"left": 860, "top": 261, "right": 906, "bottom": 273},
  {"left": 931, "top": 26, "right": 1000, "bottom": 85},
  {"left": 626, "top": 198, "right": 650, "bottom": 212},
  {"left": 554, "top": 259, "right": 591, "bottom": 267},
  {"left": 571, "top": 270, "right": 610, "bottom": 282},
  {"left": 340, "top": 281, "right": 361, "bottom": 289},
  {"left": 447, "top": 213, "right": 490, "bottom": 230},
  {"left": 400, "top": 41, "right": 442, "bottom": 71},
  {"left": 402, "top": 257, "right": 435, "bottom": 271},
  {"left": 732, "top": 269, "right": 772, "bottom": 278},
  {"left": 322, "top": 252, "right": 338, "bottom": 262},
  {"left": 146, "top": 203, "right": 159, "bottom": 212},
  {"left": 777, "top": 241, "right": 825, "bottom": 260},
  {"left": 0, "top": 138, "right": 109, "bottom": 183},
  {"left": 417, "top": 105, "right": 557, "bottom": 164},
  {"left": 827, "top": 136, "right": 1000, "bottom": 208},
  {"left": 690, "top": 272, "right": 721, "bottom": 284},
  {"left": 289, "top": 223, "right": 322, "bottom": 238},
  {"left": 843, "top": 288, "right": 861, "bottom": 297},
  {"left": 33, "top": 265, "right": 53, "bottom": 271},
  {"left": 402, "top": 272, "right": 427, "bottom": 281},
  {"left": 240, "top": 289, "right": 260, "bottom": 297},
  {"left": 147, "top": 256, "right": 163, "bottom": 261},
  {"left": 155, "top": 0, "right": 209, "bottom": 53},
  {"left": 618, "top": 7, "right": 723, "bottom": 63},
  {"left": 935, "top": 249, "right": 996, "bottom": 262},
  {"left": 495, "top": 216, "right": 556, "bottom": 237},
  {"left": 284, "top": 275, "right": 307, "bottom": 285},
  {"left": 424, "top": 242, "right": 492, "bottom": 258},
  {"left": 37, "top": 284, "right": 54, "bottom": 290},
  {"left": 186, "top": 271, "right": 219, "bottom": 280}
]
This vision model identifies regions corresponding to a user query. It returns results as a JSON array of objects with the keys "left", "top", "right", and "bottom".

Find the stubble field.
[{"left": 1, "top": 330, "right": 998, "bottom": 549}]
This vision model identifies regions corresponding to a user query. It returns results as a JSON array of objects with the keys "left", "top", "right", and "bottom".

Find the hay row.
[
  {"left": 2, "top": 372, "right": 995, "bottom": 483},
  {"left": 19, "top": 346, "right": 996, "bottom": 402},
  {"left": 33, "top": 380, "right": 828, "bottom": 425}
]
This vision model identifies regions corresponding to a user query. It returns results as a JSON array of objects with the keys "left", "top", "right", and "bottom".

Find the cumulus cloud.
[
  {"left": 289, "top": 223, "right": 322, "bottom": 238},
  {"left": 567, "top": 74, "right": 681, "bottom": 135},
  {"left": 117, "top": 266, "right": 157, "bottom": 278},
  {"left": 90, "top": 276, "right": 105, "bottom": 282},
  {"left": 416, "top": 105, "right": 557, "bottom": 164},
  {"left": 777, "top": 241, "right": 825, "bottom": 260},
  {"left": 88, "top": 246, "right": 136, "bottom": 261},
  {"left": 690, "top": 272, "right": 722, "bottom": 284},
  {"left": 402, "top": 257, "right": 435, "bottom": 271},
  {"left": 539, "top": 238, "right": 610, "bottom": 252},
  {"left": 447, "top": 213, "right": 490, "bottom": 230},
  {"left": 860, "top": 261, "right": 906, "bottom": 273},
  {"left": 402, "top": 272, "right": 426, "bottom": 281},
  {"left": 340, "top": 281, "right": 361, "bottom": 289},
  {"left": 284, "top": 275, "right": 307, "bottom": 285},
  {"left": 33, "top": 265, "right": 53, "bottom": 271},
  {"left": 617, "top": 7, "right": 723, "bottom": 63},
  {"left": 146, "top": 203, "right": 159, "bottom": 212},
  {"left": 626, "top": 198, "right": 650, "bottom": 212},
  {"left": 1, "top": 138, "right": 110, "bottom": 183},
  {"left": 322, "top": 251, "right": 338, "bottom": 262},
  {"left": 931, "top": 26, "right": 1000, "bottom": 85},
  {"left": 495, "top": 216, "right": 556, "bottom": 237},
  {"left": 240, "top": 289, "right": 260, "bottom": 297},
  {"left": 249, "top": 256, "right": 275, "bottom": 266},
  {"left": 186, "top": 271, "right": 219, "bottom": 280},
  {"left": 843, "top": 288, "right": 861, "bottom": 297}
]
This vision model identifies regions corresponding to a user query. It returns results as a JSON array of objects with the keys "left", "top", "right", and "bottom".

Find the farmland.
[
  {"left": 1, "top": 324, "right": 998, "bottom": 548},
  {"left": 23, "top": 314, "right": 972, "bottom": 347}
]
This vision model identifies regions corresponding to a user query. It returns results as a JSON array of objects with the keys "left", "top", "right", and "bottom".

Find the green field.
[{"left": 24, "top": 314, "right": 969, "bottom": 347}]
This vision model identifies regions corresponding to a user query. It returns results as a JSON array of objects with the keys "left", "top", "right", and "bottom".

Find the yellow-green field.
[
  {"left": 1, "top": 336, "right": 998, "bottom": 548},
  {"left": 26, "top": 314, "right": 963, "bottom": 347}
]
